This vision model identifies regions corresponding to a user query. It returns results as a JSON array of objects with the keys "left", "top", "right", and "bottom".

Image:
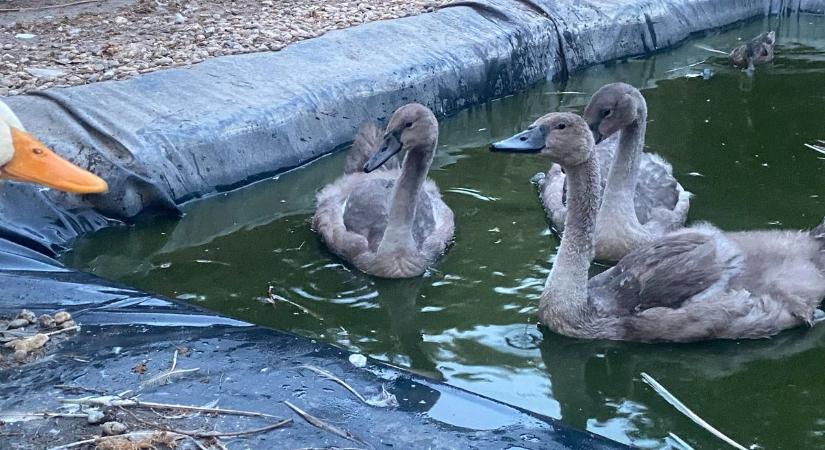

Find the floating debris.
[
  {"left": 285, "top": 400, "right": 364, "bottom": 445},
  {"left": 641, "top": 372, "right": 748, "bottom": 450},
  {"left": 300, "top": 364, "right": 398, "bottom": 408}
]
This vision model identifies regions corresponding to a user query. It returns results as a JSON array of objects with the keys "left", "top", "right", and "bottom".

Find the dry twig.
[
  {"left": 284, "top": 401, "right": 365, "bottom": 445},
  {"left": 61, "top": 396, "right": 279, "bottom": 418},
  {"left": 641, "top": 373, "right": 748, "bottom": 450},
  {"left": 266, "top": 286, "right": 324, "bottom": 320},
  {"left": 299, "top": 365, "right": 397, "bottom": 408}
]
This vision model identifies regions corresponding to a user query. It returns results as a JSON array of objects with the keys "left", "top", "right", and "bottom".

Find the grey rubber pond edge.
[{"left": 1, "top": 1, "right": 824, "bottom": 448}]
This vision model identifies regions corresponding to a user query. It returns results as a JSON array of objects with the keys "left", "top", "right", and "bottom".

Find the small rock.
[
  {"left": 5, "top": 334, "right": 49, "bottom": 352},
  {"left": 348, "top": 353, "right": 367, "bottom": 368},
  {"left": 24, "top": 67, "right": 66, "bottom": 79},
  {"left": 60, "top": 319, "right": 77, "bottom": 330},
  {"left": 156, "top": 56, "right": 173, "bottom": 65},
  {"left": 17, "top": 309, "right": 36, "bottom": 324},
  {"left": 53, "top": 311, "right": 71, "bottom": 325},
  {"left": 14, "top": 33, "right": 37, "bottom": 40},
  {"left": 38, "top": 314, "right": 55, "bottom": 329},
  {"left": 2, "top": 44, "right": 11, "bottom": 50},
  {"left": 175, "top": 13, "right": 186, "bottom": 23},
  {"left": 7, "top": 318, "right": 30, "bottom": 329},
  {"left": 102, "top": 421, "right": 128, "bottom": 436},
  {"left": 114, "top": 16, "right": 129, "bottom": 25},
  {"left": 86, "top": 409, "right": 105, "bottom": 424},
  {"left": 13, "top": 350, "right": 27, "bottom": 362}
]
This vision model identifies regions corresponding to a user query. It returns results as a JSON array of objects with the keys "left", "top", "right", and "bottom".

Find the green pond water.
[{"left": 66, "top": 15, "right": 825, "bottom": 450}]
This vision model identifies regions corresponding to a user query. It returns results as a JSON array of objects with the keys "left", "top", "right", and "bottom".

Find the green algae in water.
[{"left": 66, "top": 16, "right": 825, "bottom": 449}]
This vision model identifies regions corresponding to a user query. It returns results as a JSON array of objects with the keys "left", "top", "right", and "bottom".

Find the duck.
[
  {"left": 313, "top": 103, "right": 454, "bottom": 278},
  {"left": 495, "top": 83, "right": 690, "bottom": 262},
  {"left": 730, "top": 31, "right": 776, "bottom": 70},
  {"left": 491, "top": 111, "right": 825, "bottom": 342},
  {"left": 0, "top": 100, "right": 108, "bottom": 194}
]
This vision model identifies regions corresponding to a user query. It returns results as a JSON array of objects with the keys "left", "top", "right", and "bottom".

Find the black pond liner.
[{"left": 1, "top": 0, "right": 823, "bottom": 447}]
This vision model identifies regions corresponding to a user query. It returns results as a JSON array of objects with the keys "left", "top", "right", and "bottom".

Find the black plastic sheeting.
[
  {"left": 1, "top": 0, "right": 824, "bottom": 448},
  {"left": 0, "top": 240, "right": 625, "bottom": 449}
]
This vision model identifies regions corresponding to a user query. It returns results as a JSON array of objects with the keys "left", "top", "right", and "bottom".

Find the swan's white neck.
[
  {"left": 539, "top": 155, "right": 600, "bottom": 333},
  {"left": 376, "top": 144, "right": 434, "bottom": 255},
  {"left": 0, "top": 100, "right": 22, "bottom": 166}
]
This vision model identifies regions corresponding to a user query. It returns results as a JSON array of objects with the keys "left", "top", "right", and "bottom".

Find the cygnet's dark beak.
[
  {"left": 490, "top": 127, "right": 544, "bottom": 153},
  {"left": 364, "top": 132, "right": 402, "bottom": 173},
  {"left": 589, "top": 123, "right": 603, "bottom": 144}
]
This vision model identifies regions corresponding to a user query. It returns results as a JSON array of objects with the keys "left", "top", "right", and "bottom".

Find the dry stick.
[
  {"left": 140, "top": 367, "right": 201, "bottom": 389},
  {"left": 44, "top": 326, "right": 79, "bottom": 336},
  {"left": 640, "top": 373, "right": 748, "bottom": 450},
  {"left": 664, "top": 58, "right": 710, "bottom": 74},
  {"left": 2, "top": 412, "right": 89, "bottom": 419},
  {"left": 803, "top": 143, "right": 825, "bottom": 156},
  {"left": 266, "top": 286, "right": 324, "bottom": 321},
  {"left": 285, "top": 401, "right": 365, "bottom": 445},
  {"left": 668, "top": 432, "right": 696, "bottom": 450},
  {"left": 120, "top": 406, "right": 292, "bottom": 438},
  {"left": 174, "top": 419, "right": 292, "bottom": 438},
  {"left": 299, "top": 365, "right": 369, "bottom": 403},
  {"left": 0, "top": 0, "right": 101, "bottom": 12},
  {"left": 61, "top": 397, "right": 280, "bottom": 418}
]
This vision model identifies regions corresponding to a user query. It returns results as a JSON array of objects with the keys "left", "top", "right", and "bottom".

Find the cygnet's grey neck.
[
  {"left": 539, "top": 155, "right": 601, "bottom": 329},
  {"left": 600, "top": 109, "right": 647, "bottom": 228},
  {"left": 377, "top": 144, "right": 434, "bottom": 253}
]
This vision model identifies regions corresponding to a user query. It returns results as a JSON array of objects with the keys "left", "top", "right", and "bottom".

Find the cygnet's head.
[
  {"left": 582, "top": 82, "right": 646, "bottom": 144},
  {"left": 0, "top": 100, "right": 108, "bottom": 193},
  {"left": 364, "top": 103, "right": 438, "bottom": 173},
  {"left": 490, "top": 112, "right": 594, "bottom": 168}
]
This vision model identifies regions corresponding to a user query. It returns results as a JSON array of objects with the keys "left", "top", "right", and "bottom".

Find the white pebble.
[{"left": 349, "top": 353, "right": 367, "bottom": 368}]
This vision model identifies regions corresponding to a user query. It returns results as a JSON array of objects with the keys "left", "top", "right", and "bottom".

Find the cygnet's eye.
[
  {"left": 601, "top": 109, "right": 612, "bottom": 118},
  {"left": 556, "top": 123, "right": 566, "bottom": 130},
  {"left": 405, "top": 122, "right": 414, "bottom": 128}
]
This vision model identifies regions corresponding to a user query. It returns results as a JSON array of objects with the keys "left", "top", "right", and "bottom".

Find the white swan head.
[
  {"left": 0, "top": 99, "right": 107, "bottom": 193},
  {"left": 583, "top": 82, "right": 646, "bottom": 144},
  {"left": 364, "top": 103, "right": 438, "bottom": 173},
  {"left": 491, "top": 112, "right": 593, "bottom": 167}
]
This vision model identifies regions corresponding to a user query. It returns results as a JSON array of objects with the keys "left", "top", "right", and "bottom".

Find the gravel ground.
[{"left": 0, "top": 0, "right": 442, "bottom": 96}]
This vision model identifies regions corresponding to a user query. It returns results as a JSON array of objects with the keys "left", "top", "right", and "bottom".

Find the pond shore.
[{"left": 0, "top": 0, "right": 441, "bottom": 96}]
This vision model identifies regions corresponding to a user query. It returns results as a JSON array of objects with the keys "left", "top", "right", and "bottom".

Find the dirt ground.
[{"left": 0, "top": 0, "right": 441, "bottom": 96}]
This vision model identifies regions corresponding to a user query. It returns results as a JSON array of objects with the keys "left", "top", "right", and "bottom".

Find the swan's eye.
[
  {"left": 601, "top": 109, "right": 612, "bottom": 118},
  {"left": 405, "top": 122, "right": 414, "bottom": 128},
  {"left": 556, "top": 123, "right": 566, "bottom": 130}
]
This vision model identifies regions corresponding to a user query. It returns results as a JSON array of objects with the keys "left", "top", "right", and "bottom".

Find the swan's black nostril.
[{"left": 519, "top": 136, "right": 527, "bottom": 141}]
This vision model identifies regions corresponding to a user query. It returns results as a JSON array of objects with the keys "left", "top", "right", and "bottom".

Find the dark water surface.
[{"left": 66, "top": 16, "right": 825, "bottom": 449}]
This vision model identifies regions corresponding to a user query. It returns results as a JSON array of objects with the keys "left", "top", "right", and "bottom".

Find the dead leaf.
[{"left": 132, "top": 361, "right": 148, "bottom": 374}]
